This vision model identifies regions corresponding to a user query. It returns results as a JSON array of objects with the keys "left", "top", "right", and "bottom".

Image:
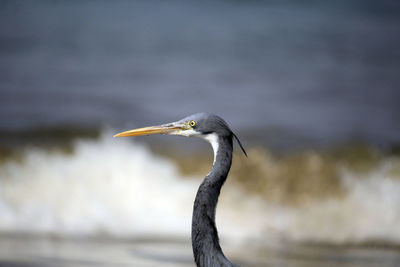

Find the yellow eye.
[{"left": 189, "top": 120, "right": 196, "bottom": 127}]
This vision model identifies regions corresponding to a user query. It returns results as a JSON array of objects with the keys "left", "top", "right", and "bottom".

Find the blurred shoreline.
[{"left": 1, "top": 232, "right": 400, "bottom": 267}]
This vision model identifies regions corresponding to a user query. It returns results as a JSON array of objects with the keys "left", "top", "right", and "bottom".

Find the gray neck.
[{"left": 191, "top": 134, "right": 235, "bottom": 267}]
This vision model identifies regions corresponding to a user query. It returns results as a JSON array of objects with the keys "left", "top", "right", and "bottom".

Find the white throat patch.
[
  {"left": 202, "top": 133, "right": 219, "bottom": 164},
  {"left": 169, "top": 128, "right": 197, "bottom": 137}
]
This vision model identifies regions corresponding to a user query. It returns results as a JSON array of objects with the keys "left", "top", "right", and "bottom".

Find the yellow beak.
[{"left": 113, "top": 123, "right": 184, "bottom": 137}]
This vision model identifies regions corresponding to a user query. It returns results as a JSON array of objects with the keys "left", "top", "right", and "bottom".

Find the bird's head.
[{"left": 114, "top": 113, "right": 247, "bottom": 156}]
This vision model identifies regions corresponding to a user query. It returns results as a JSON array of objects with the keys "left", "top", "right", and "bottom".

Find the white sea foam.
[
  {"left": 0, "top": 133, "right": 198, "bottom": 237},
  {"left": 0, "top": 132, "right": 400, "bottom": 245}
]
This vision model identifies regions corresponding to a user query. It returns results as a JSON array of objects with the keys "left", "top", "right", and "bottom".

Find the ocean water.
[
  {"left": 1, "top": 133, "right": 400, "bottom": 244},
  {"left": 1, "top": 0, "right": 400, "bottom": 266},
  {"left": 0, "top": 0, "right": 399, "bottom": 148},
  {"left": 0, "top": 134, "right": 400, "bottom": 266}
]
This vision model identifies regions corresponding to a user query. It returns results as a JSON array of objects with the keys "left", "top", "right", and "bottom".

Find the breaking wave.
[{"left": 0, "top": 132, "right": 399, "bottom": 245}]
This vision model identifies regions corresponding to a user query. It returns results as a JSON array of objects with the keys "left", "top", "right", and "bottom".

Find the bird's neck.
[{"left": 191, "top": 134, "right": 234, "bottom": 267}]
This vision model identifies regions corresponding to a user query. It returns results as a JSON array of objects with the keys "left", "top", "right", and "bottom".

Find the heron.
[{"left": 114, "top": 113, "right": 247, "bottom": 267}]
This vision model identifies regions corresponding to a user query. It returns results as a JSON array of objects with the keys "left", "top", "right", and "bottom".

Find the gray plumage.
[
  {"left": 192, "top": 134, "right": 235, "bottom": 266},
  {"left": 180, "top": 113, "right": 246, "bottom": 267},
  {"left": 114, "top": 113, "right": 246, "bottom": 267}
]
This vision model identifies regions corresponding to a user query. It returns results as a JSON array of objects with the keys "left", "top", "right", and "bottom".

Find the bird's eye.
[{"left": 189, "top": 120, "right": 196, "bottom": 127}]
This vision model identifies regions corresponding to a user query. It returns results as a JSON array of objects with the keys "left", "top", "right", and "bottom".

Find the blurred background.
[{"left": 0, "top": 0, "right": 400, "bottom": 266}]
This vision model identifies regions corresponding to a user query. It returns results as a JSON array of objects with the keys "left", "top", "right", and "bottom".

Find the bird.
[{"left": 114, "top": 113, "right": 247, "bottom": 267}]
